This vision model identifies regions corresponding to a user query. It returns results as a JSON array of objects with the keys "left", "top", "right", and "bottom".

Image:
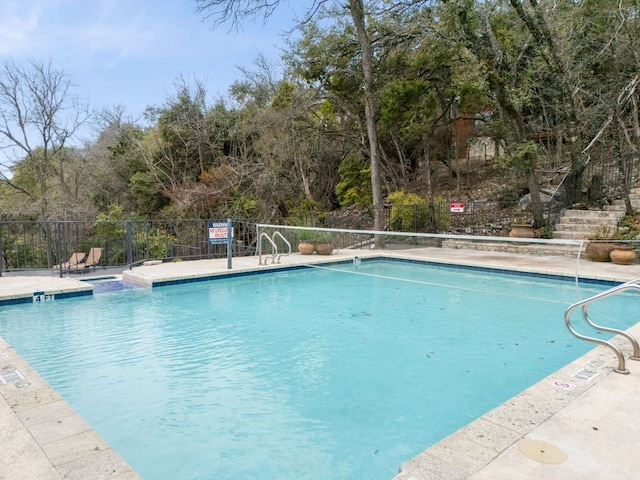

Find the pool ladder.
[
  {"left": 565, "top": 276, "right": 640, "bottom": 374},
  {"left": 257, "top": 231, "right": 291, "bottom": 265}
]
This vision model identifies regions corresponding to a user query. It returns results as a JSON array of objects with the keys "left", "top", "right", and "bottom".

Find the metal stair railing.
[
  {"left": 271, "top": 231, "right": 291, "bottom": 263},
  {"left": 257, "top": 232, "right": 277, "bottom": 265},
  {"left": 257, "top": 231, "right": 291, "bottom": 265},
  {"left": 565, "top": 276, "right": 640, "bottom": 374}
]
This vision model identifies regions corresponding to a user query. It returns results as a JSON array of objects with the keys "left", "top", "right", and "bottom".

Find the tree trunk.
[
  {"left": 349, "top": 0, "right": 384, "bottom": 246},
  {"left": 526, "top": 162, "right": 545, "bottom": 229},
  {"left": 424, "top": 147, "right": 438, "bottom": 232}
]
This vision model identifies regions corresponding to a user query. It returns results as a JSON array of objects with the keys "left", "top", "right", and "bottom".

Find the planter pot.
[
  {"left": 315, "top": 242, "right": 334, "bottom": 255},
  {"left": 585, "top": 242, "right": 615, "bottom": 262},
  {"left": 508, "top": 224, "right": 534, "bottom": 239},
  {"left": 610, "top": 245, "right": 636, "bottom": 265},
  {"left": 298, "top": 242, "right": 316, "bottom": 255}
]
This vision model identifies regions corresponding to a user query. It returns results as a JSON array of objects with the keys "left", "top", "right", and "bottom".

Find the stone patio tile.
[
  {"left": 4, "top": 385, "right": 63, "bottom": 412},
  {"left": 29, "top": 413, "right": 93, "bottom": 446},
  {"left": 481, "top": 392, "right": 558, "bottom": 435},
  {"left": 55, "top": 448, "right": 140, "bottom": 480},
  {"left": 17, "top": 399, "right": 78, "bottom": 427},
  {"left": 41, "top": 429, "right": 110, "bottom": 466},
  {"left": 397, "top": 451, "right": 467, "bottom": 480},
  {"left": 455, "top": 417, "right": 521, "bottom": 453},
  {"left": 0, "top": 394, "right": 60, "bottom": 480}
]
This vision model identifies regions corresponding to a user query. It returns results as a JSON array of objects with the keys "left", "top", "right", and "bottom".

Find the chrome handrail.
[
  {"left": 271, "top": 231, "right": 291, "bottom": 263},
  {"left": 257, "top": 231, "right": 291, "bottom": 265},
  {"left": 565, "top": 277, "right": 640, "bottom": 374},
  {"left": 257, "top": 232, "right": 278, "bottom": 265}
]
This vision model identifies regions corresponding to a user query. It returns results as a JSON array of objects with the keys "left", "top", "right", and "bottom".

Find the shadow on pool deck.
[{"left": 1, "top": 247, "right": 640, "bottom": 479}]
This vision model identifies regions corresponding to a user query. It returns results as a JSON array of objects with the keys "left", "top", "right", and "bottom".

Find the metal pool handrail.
[
  {"left": 271, "top": 231, "right": 291, "bottom": 261},
  {"left": 257, "top": 232, "right": 278, "bottom": 265},
  {"left": 257, "top": 231, "right": 291, "bottom": 265},
  {"left": 565, "top": 277, "right": 640, "bottom": 374}
]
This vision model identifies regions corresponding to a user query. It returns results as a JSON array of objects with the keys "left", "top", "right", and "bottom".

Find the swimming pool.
[{"left": 0, "top": 259, "right": 635, "bottom": 479}]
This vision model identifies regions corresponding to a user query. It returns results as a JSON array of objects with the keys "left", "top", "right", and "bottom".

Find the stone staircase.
[{"left": 553, "top": 191, "right": 640, "bottom": 240}]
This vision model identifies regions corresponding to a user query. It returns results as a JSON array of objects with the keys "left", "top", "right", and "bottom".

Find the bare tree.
[{"left": 0, "top": 59, "right": 89, "bottom": 219}]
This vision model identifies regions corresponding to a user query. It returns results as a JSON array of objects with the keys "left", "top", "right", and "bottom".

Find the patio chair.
[
  {"left": 70, "top": 247, "right": 102, "bottom": 272},
  {"left": 53, "top": 252, "right": 85, "bottom": 271}
]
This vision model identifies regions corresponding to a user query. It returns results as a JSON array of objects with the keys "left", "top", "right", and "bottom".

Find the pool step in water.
[{"left": 91, "top": 280, "right": 144, "bottom": 294}]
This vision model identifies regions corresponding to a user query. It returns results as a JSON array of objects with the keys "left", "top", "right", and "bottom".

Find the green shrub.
[
  {"left": 288, "top": 214, "right": 320, "bottom": 243},
  {"left": 614, "top": 213, "right": 640, "bottom": 240},
  {"left": 432, "top": 195, "right": 451, "bottom": 232},
  {"left": 387, "top": 192, "right": 452, "bottom": 232},
  {"left": 287, "top": 199, "right": 322, "bottom": 222},
  {"left": 335, "top": 152, "right": 372, "bottom": 209},
  {"left": 134, "top": 228, "right": 176, "bottom": 259},
  {"left": 388, "top": 191, "right": 429, "bottom": 232},
  {"left": 2, "top": 240, "right": 48, "bottom": 269}
]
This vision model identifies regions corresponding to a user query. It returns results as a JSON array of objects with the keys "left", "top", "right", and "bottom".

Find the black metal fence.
[
  {"left": 567, "top": 152, "right": 640, "bottom": 208},
  {"left": 0, "top": 219, "right": 258, "bottom": 275},
  {"left": 383, "top": 200, "right": 556, "bottom": 236},
  {"left": 326, "top": 200, "right": 557, "bottom": 236},
  {"left": 2, "top": 152, "right": 638, "bottom": 275},
  {"left": 383, "top": 153, "right": 640, "bottom": 235},
  {"left": 0, "top": 204, "right": 555, "bottom": 274}
]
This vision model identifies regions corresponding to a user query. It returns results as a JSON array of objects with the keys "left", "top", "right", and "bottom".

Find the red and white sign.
[
  {"left": 552, "top": 380, "right": 575, "bottom": 391},
  {"left": 450, "top": 202, "right": 465, "bottom": 213}
]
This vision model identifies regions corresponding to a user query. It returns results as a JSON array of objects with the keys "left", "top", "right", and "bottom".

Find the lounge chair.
[
  {"left": 53, "top": 252, "right": 85, "bottom": 271},
  {"left": 70, "top": 247, "right": 102, "bottom": 272}
]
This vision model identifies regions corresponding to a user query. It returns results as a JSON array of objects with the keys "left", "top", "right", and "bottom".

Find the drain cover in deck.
[
  {"left": 0, "top": 368, "right": 26, "bottom": 385},
  {"left": 518, "top": 439, "right": 567, "bottom": 464}
]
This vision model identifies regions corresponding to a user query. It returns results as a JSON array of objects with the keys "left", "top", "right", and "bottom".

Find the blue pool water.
[{"left": 0, "top": 259, "right": 636, "bottom": 479}]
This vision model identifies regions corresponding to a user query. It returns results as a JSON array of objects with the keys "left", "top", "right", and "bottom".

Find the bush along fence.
[
  {"left": 385, "top": 199, "right": 558, "bottom": 237},
  {"left": 0, "top": 219, "right": 258, "bottom": 275},
  {"left": 0, "top": 200, "right": 560, "bottom": 274}
]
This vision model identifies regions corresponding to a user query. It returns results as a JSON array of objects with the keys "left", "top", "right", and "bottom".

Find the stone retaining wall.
[{"left": 442, "top": 239, "right": 582, "bottom": 257}]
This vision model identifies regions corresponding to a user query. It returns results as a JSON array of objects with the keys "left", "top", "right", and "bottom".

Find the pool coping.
[
  {"left": 0, "top": 276, "right": 93, "bottom": 306},
  {"left": 0, "top": 336, "right": 142, "bottom": 479},
  {"left": 392, "top": 324, "right": 640, "bottom": 479},
  {"left": 1, "top": 247, "right": 640, "bottom": 479}
]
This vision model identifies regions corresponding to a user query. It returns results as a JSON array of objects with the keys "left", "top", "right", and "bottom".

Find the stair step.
[
  {"left": 553, "top": 206, "right": 629, "bottom": 240},
  {"left": 561, "top": 209, "right": 623, "bottom": 218},
  {"left": 556, "top": 217, "right": 619, "bottom": 225},
  {"left": 612, "top": 195, "right": 640, "bottom": 210},
  {"left": 554, "top": 224, "right": 612, "bottom": 233},
  {"left": 443, "top": 239, "right": 580, "bottom": 255},
  {"left": 553, "top": 232, "right": 590, "bottom": 240}
]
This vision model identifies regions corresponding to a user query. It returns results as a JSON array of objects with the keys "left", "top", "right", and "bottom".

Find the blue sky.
[{"left": 0, "top": 0, "right": 308, "bottom": 121}]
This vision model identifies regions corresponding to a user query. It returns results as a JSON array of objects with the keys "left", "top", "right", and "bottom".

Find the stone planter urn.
[
  {"left": 508, "top": 224, "right": 534, "bottom": 238},
  {"left": 610, "top": 245, "right": 636, "bottom": 265},
  {"left": 585, "top": 242, "right": 615, "bottom": 262},
  {"left": 315, "top": 242, "right": 334, "bottom": 255},
  {"left": 298, "top": 241, "right": 316, "bottom": 255}
]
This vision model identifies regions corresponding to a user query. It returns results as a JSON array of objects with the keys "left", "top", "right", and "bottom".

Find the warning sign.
[
  {"left": 449, "top": 202, "right": 465, "bottom": 213},
  {"left": 208, "top": 221, "right": 231, "bottom": 245}
]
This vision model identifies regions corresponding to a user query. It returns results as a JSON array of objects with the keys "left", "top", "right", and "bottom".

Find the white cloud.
[
  {"left": 0, "top": 0, "right": 177, "bottom": 69},
  {"left": 0, "top": 1, "right": 42, "bottom": 56},
  {"left": 0, "top": 0, "right": 302, "bottom": 116},
  {"left": 70, "top": 9, "right": 159, "bottom": 69}
]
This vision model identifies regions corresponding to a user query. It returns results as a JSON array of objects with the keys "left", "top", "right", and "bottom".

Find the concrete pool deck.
[{"left": 1, "top": 247, "right": 639, "bottom": 479}]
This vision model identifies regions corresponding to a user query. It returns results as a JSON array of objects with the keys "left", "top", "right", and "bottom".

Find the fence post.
[
  {"left": 0, "top": 223, "right": 3, "bottom": 277},
  {"left": 126, "top": 221, "right": 133, "bottom": 266},
  {"left": 227, "top": 218, "right": 233, "bottom": 269},
  {"left": 56, "top": 222, "right": 63, "bottom": 278}
]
